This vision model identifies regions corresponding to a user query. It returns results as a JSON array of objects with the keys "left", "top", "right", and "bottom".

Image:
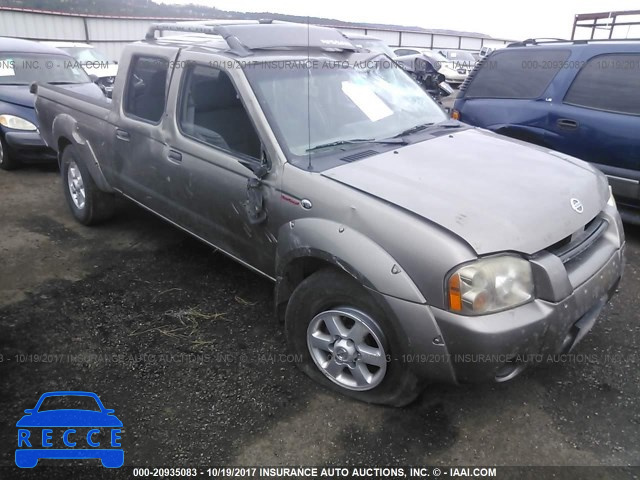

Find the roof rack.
[
  {"left": 145, "top": 21, "right": 360, "bottom": 57},
  {"left": 508, "top": 37, "right": 640, "bottom": 47},
  {"left": 507, "top": 38, "right": 570, "bottom": 47}
]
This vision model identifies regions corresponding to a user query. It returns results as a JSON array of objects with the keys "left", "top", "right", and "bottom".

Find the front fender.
[
  {"left": 52, "top": 114, "right": 113, "bottom": 193},
  {"left": 276, "top": 218, "right": 426, "bottom": 304}
]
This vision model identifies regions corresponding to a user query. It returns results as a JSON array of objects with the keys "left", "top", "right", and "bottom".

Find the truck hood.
[{"left": 322, "top": 128, "right": 609, "bottom": 255}]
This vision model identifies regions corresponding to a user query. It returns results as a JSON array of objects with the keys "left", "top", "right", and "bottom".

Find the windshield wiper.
[
  {"left": 306, "top": 138, "right": 406, "bottom": 152},
  {"left": 392, "top": 120, "right": 461, "bottom": 138},
  {"left": 0, "top": 82, "right": 29, "bottom": 86},
  {"left": 392, "top": 123, "right": 434, "bottom": 138},
  {"left": 47, "top": 81, "right": 84, "bottom": 85}
]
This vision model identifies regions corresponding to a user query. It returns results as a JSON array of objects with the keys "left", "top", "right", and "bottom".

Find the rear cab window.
[
  {"left": 464, "top": 49, "right": 571, "bottom": 99},
  {"left": 564, "top": 53, "right": 640, "bottom": 116},
  {"left": 123, "top": 56, "right": 169, "bottom": 123}
]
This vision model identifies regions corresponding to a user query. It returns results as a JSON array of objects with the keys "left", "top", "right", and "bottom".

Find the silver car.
[{"left": 33, "top": 21, "right": 625, "bottom": 406}]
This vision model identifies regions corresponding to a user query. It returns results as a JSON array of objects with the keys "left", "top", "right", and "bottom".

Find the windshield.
[
  {"left": 0, "top": 53, "right": 90, "bottom": 85},
  {"left": 352, "top": 38, "right": 397, "bottom": 59},
  {"left": 38, "top": 395, "right": 101, "bottom": 412},
  {"left": 61, "top": 47, "right": 111, "bottom": 64},
  {"left": 245, "top": 57, "right": 446, "bottom": 163}
]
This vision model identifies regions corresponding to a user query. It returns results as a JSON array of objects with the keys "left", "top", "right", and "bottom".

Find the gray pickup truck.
[{"left": 33, "top": 21, "right": 626, "bottom": 406}]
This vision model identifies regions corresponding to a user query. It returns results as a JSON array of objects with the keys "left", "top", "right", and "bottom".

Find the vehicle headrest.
[
  {"left": 191, "top": 74, "right": 240, "bottom": 111},
  {"left": 146, "top": 70, "right": 167, "bottom": 95}
]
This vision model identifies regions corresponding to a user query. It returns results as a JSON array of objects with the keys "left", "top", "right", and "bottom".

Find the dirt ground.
[{"left": 1, "top": 164, "right": 639, "bottom": 477}]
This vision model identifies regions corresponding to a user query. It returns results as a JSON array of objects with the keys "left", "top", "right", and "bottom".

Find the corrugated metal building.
[{"left": 0, "top": 6, "right": 513, "bottom": 61}]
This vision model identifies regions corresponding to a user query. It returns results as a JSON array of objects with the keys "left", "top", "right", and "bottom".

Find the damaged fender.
[
  {"left": 275, "top": 217, "right": 426, "bottom": 304},
  {"left": 52, "top": 113, "right": 114, "bottom": 193}
]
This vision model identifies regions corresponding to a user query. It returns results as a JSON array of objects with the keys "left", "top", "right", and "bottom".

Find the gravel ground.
[{"left": 0, "top": 164, "right": 639, "bottom": 478}]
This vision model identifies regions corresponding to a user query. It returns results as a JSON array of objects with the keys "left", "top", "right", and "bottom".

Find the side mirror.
[
  {"left": 105, "top": 409, "right": 115, "bottom": 415},
  {"left": 89, "top": 74, "right": 99, "bottom": 83},
  {"left": 24, "top": 409, "right": 34, "bottom": 414},
  {"left": 29, "top": 82, "right": 38, "bottom": 94}
]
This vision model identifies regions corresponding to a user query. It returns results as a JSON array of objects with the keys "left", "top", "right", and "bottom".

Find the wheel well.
[
  {"left": 275, "top": 257, "right": 345, "bottom": 322},
  {"left": 57, "top": 137, "right": 72, "bottom": 167}
]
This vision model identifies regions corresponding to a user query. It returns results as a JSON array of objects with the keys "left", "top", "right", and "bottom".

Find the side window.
[
  {"left": 564, "top": 54, "right": 640, "bottom": 115},
  {"left": 464, "top": 49, "right": 571, "bottom": 99},
  {"left": 124, "top": 56, "right": 169, "bottom": 123},
  {"left": 178, "top": 65, "right": 261, "bottom": 159},
  {"left": 395, "top": 49, "right": 415, "bottom": 56}
]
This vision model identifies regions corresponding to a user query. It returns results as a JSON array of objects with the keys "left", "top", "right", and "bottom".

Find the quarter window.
[
  {"left": 564, "top": 54, "right": 640, "bottom": 115},
  {"left": 124, "top": 56, "right": 169, "bottom": 123},
  {"left": 178, "top": 65, "right": 261, "bottom": 159},
  {"left": 464, "top": 49, "right": 571, "bottom": 99}
]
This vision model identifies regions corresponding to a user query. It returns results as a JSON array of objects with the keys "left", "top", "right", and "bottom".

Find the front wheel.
[
  {"left": 61, "top": 145, "right": 115, "bottom": 225},
  {"left": 285, "top": 268, "right": 421, "bottom": 406}
]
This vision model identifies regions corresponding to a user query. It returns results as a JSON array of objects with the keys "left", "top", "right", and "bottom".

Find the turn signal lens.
[
  {"left": 451, "top": 109, "right": 460, "bottom": 120},
  {"left": 448, "top": 273, "right": 462, "bottom": 311}
]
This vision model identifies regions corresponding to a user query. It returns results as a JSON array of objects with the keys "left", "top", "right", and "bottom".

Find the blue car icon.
[{"left": 15, "top": 391, "right": 123, "bottom": 468}]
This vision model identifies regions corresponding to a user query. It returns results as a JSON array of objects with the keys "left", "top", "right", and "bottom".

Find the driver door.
[{"left": 161, "top": 54, "right": 280, "bottom": 276}]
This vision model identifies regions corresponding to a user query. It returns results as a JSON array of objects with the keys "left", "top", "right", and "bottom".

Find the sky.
[{"left": 155, "top": 0, "right": 639, "bottom": 40}]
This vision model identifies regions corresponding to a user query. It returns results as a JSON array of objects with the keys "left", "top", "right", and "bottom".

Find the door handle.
[
  {"left": 115, "top": 128, "right": 130, "bottom": 141},
  {"left": 557, "top": 118, "right": 578, "bottom": 130},
  {"left": 167, "top": 150, "right": 182, "bottom": 163}
]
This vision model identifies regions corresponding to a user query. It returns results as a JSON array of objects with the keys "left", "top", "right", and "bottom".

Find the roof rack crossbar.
[{"left": 145, "top": 21, "right": 360, "bottom": 57}]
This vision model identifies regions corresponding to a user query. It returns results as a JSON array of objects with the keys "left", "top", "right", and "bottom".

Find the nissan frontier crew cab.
[{"left": 33, "top": 21, "right": 626, "bottom": 406}]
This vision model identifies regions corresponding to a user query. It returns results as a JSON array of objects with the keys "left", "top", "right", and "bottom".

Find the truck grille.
[{"left": 545, "top": 216, "right": 608, "bottom": 264}]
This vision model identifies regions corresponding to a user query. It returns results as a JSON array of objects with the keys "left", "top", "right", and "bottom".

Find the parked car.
[
  {"left": 394, "top": 47, "right": 467, "bottom": 84},
  {"left": 34, "top": 22, "right": 625, "bottom": 406},
  {"left": 344, "top": 35, "right": 453, "bottom": 100},
  {"left": 437, "top": 49, "right": 477, "bottom": 71},
  {"left": 453, "top": 39, "right": 640, "bottom": 222},
  {"left": 41, "top": 42, "right": 118, "bottom": 96},
  {"left": 0, "top": 37, "right": 102, "bottom": 170}
]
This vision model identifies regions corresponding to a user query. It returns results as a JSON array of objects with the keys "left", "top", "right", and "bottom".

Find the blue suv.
[{"left": 452, "top": 39, "right": 640, "bottom": 222}]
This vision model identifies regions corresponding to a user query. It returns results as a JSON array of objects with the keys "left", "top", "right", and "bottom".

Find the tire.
[
  {"left": 0, "top": 135, "right": 22, "bottom": 171},
  {"left": 285, "top": 268, "right": 422, "bottom": 407},
  {"left": 61, "top": 145, "right": 115, "bottom": 225}
]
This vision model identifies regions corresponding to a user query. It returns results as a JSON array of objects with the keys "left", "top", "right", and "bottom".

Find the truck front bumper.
[
  {"left": 379, "top": 207, "right": 626, "bottom": 385},
  {"left": 432, "top": 244, "right": 624, "bottom": 383}
]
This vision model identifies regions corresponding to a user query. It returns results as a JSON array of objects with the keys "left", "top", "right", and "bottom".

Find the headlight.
[
  {"left": 447, "top": 256, "right": 534, "bottom": 315},
  {"left": 607, "top": 185, "right": 616, "bottom": 208},
  {"left": 0, "top": 114, "right": 37, "bottom": 131}
]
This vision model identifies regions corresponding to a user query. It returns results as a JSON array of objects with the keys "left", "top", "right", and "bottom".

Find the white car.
[
  {"left": 40, "top": 42, "right": 118, "bottom": 95},
  {"left": 394, "top": 47, "right": 467, "bottom": 84}
]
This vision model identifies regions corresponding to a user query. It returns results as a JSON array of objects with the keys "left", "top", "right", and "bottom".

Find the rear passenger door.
[
  {"left": 112, "top": 47, "right": 179, "bottom": 216},
  {"left": 548, "top": 53, "right": 640, "bottom": 174},
  {"left": 161, "top": 55, "right": 279, "bottom": 275}
]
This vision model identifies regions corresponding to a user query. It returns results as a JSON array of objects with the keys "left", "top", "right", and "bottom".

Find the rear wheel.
[
  {"left": 285, "top": 268, "right": 421, "bottom": 406},
  {"left": 61, "top": 145, "right": 115, "bottom": 225},
  {"left": 0, "top": 135, "right": 22, "bottom": 170}
]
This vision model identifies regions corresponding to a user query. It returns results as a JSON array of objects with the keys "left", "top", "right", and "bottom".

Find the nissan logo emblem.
[{"left": 571, "top": 198, "right": 584, "bottom": 213}]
